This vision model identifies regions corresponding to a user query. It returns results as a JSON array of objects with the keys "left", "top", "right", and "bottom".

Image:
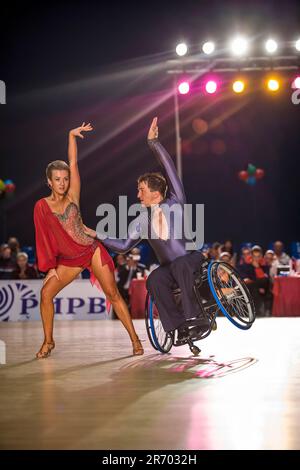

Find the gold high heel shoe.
[
  {"left": 36, "top": 341, "right": 55, "bottom": 359},
  {"left": 132, "top": 337, "right": 144, "bottom": 356}
]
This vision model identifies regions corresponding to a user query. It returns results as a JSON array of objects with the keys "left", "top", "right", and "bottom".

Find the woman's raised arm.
[{"left": 68, "top": 122, "right": 93, "bottom": 202}]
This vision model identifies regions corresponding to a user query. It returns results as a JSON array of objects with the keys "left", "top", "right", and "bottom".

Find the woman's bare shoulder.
[{"left": 34, "top": 198, "right": 46, "bottom": 208}]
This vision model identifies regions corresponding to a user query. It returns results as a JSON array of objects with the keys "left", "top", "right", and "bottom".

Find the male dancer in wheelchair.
[{"left": 99, "top": 117, "right": 210, "bottom": 341}]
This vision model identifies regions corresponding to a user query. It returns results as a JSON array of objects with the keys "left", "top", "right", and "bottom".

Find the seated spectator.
[
  {"left": 11, "top": 252, "right": 39, "bottom": 279},
  {"left": 114, "top": 254, "right": 129, "bottom": 302},
  {"left": 114, "top": 254, "right": 127, "bottom": 271},
  {"left": 200, "top": 245, "right": 210, "bottom": 259},
  {"left": 127, "top": 248, "right": 147, "bottom": 276},
  {"left": 273, "top": 241, "right": 291, "bottom": 265},
  {"left": 124, "top": 248, "right": 147, "bottom": 283},
  {"left": 269, "top": 258, "right": 293, "bottom": 278},
  {"left": 264, "top": 249, "right": 276, "bottom": 276},
  {"left": 269, "top": 242, "right": 293, "bottom": 278},
  {"left": 219, "top": 251, "right": 233, "bottom": 265},
  {"left": 8, "top": 236, "right": 21, "bottom": 263},
  {"left": 238, "top": 245, "right": 272, "bottom": 316},
  {"left": 115, "top": 249, "right": 147, "bottom": 305},
  {"left": 238, "top": 246, "right": 252, "bottom": 266},
  {"left": 198, "top": 243, "right": 210, "bottom": 260},
  {"left": 209, "top": 242, "right": 222, "bottom": 260},
  {"left": 0, "top": 244, "right": 16, "bottom": 279},
  {"left": 221, "top": 239, "right": 237, "bottom": 267}
]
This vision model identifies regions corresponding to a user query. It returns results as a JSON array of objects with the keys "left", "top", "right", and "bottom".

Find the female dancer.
[{"left": 34, "top": 123, "right": 144, "bottom": 358}]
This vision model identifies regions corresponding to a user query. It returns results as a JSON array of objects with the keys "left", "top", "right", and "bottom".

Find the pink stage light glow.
[
  {"left": 292, "top": 76, "right": 300, "bottom": 89},
  {"left": 205, "top": 80, "right": 218, "bottom": 94},
  {"left": 178, "top": 81, "right": 190, "bottom": 94}
]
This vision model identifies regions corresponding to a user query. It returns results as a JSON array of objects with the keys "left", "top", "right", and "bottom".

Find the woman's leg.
[
  {"left": 37, "top": 265, "right": 82, "bottom": 356},
  {"left": 90, "top": 248, "right": 143, "bottom": 353}
]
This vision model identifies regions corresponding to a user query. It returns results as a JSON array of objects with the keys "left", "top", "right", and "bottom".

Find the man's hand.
[
  {"left": 70, "top": 122, "right": 93, "bottom": 139},
  {"left": 83, "top": 225, "right": 97, "bottom": 238},
  {"left": 147, "top": 117, "right": 158, "bottom": 140}
]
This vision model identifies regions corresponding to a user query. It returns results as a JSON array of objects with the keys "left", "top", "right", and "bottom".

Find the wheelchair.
[{"left": 145, "top": 260, "right": 256, "bottom": 356}]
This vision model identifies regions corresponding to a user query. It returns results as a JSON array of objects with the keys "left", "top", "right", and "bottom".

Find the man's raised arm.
[{"left": 147, "top": 117, "right": 186, "bottom": 204}]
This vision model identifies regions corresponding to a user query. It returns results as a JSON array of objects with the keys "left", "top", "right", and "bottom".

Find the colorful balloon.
[
  {"left": 247, "top": 163, "right": 256, "bottom": 175},
  {"left": 238, "top": 171, "right": 248, "bottom": 181},
  {"left": 255, "top": 168, "right": 265, "bottom": 179},
  {"left": 5, "top": 183, "right": 16, "bottom": 193},
  {"left": 0, "top": 178, "right": 16, "bottom": 199},
  {"left": 247, "top": 176, "right": 256, "bottom": 185},
  {"left": 238, "top": 165, "right": 264, "bottom": 185},
  {"left": 0, "top": 179, "right": 5, "bottom": 192}
]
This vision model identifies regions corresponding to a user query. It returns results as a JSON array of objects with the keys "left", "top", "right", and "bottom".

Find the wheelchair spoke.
[{"left": 210, "top": 262, "right": 255, "bottom": 325}]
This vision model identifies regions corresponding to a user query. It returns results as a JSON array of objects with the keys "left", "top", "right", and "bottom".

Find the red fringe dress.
[{"left": 33, "top": 198, "right": 114, "bottom": 294}]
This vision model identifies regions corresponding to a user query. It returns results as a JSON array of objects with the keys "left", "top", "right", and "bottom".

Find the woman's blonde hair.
[{"left": 46, "top": 160, "right": 70, "bottom": 180}]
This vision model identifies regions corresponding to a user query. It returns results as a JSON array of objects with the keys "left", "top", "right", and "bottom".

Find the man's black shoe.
[{"left": 177, "top": 326, "right": 190, "bottom": 342}]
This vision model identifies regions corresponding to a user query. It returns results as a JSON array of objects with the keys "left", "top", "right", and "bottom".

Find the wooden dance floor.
[{"left": 0, "top": 317, "right": 299, "bottom": 450}]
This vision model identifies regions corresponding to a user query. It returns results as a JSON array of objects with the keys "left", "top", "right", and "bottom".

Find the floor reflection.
[{"left": 121, "top": 353, "right": 258, "bottom": 379}]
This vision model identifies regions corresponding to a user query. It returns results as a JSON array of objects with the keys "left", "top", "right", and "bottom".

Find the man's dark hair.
[{"left": 137, "top": 172, "right": 168, "bottom": 198}]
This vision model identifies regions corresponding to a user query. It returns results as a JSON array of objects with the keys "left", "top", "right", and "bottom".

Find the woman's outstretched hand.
[
  {"left": 147, "top": 117, "right": 158, "bottom": 140},
  {"left": 70, "top": 122, "right": 93, "bottom": 139}
]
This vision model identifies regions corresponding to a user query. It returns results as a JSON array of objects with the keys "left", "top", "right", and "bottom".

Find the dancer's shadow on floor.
[
  {"left": 1, "top": 350, "right": 257, "bottom": 381},
  {"left": 1, "top": 358, "right": 37, "bottom": 369},
  {"left": 120, "top": 353, "right": 258, "bottom": 379},
  {"left": 0, "top": 352, "right": 258, "bottom": 449},
  {"left": 0, "top": 354, "right": 133, "bottom": 376}
]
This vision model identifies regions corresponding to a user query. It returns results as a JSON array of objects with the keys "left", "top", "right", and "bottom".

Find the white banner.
[{"left": 0, "top": 280, "right": 109, "bottom": 321}]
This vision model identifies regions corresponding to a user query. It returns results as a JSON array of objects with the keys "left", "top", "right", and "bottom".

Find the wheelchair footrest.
[{"left": 173, "top": 318, "right": 212, "bottom": 346}]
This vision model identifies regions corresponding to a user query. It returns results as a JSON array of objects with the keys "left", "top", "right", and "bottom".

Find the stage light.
[
  {"left": 176, "top": 43, "right": 188, "bottom": 56},
  {"left": 267, "top": 78, "right": 280, "bottom": 91},
  {"left": 295, "top": 39, "right": 300, "bottom": 51},
  {"left": 230, "top": 36, "right": 248, "bottom": 56},
  {"left": 232, "top": 80, "right": 245, "bottom": 93},
  {"left": 202, "top": 41, "right": 215, "bottom": 55},
  {"left": 205, "top": 80, "right": 217, "bottom": 94},
  {"left": 178, "top": 81, "right": 190, "bottom": 94},
  {"left": 292, "top": 76, "right": 300, "bottom": 89},
  {"left": 265, "top": 39, "right": 278, "bottom": 53}
]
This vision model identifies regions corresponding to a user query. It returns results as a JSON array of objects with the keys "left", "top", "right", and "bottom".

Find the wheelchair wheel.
[
  {"left": 145, "top": 293, "right": 173, "bottom": 353},
  {"left": 207, "top": 261, "right": 256, "bottom": 330}
]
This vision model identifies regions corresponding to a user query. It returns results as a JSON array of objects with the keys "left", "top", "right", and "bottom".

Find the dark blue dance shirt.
[{"left": 99, "top": 139, "right": 196, "bottom": 265}]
